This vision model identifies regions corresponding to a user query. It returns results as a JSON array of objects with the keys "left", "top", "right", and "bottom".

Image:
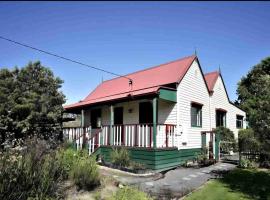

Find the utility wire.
[{"left": 0, "top": 35, "right": 133, "bottom": 83}]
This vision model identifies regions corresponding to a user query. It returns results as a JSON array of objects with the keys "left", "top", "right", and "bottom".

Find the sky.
[{"left": 0, "top": 2, "right": 269, "bottom": 105}]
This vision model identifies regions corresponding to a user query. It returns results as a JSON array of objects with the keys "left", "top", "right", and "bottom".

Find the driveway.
[{"left": 100, "top": 162, "right": 236, "bottom": 199}]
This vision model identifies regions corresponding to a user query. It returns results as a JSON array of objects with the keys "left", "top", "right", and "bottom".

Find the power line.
[{"left": 0, "top": 35, "right": 133, "bottom": 83}]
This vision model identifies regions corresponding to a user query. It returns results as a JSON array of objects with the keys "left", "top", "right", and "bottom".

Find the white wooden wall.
[
  {"left": 210, "top": 77, "right": 246, "bottom": 138},
  {"left": 176, "top": 60, "right": 211, "bottom": 149}
]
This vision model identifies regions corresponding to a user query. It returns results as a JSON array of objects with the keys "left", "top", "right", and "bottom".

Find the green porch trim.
[
  {"left": 201, "top": 133, "right": 206, "bottom": 148},
  {"left": 215, "top": 132, "right": 221, "bottom": 161},
  {"left": 110, "top": 105, "right": 114, "bottom": 145},
  {"left": 153, "top": 98, "right": 158, "bottom": 148},
  {"left": 158, "top": 88, "right": 177, "bottom": 103},
  {"left": 81, "top": 109, "right": 85, "bottom": 127},
  {"left": 97, "top": 146, "right": 201, "bottom": 171}
]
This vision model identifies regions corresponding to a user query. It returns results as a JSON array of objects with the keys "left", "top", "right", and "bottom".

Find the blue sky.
[{"left": 0, "top": 2, "right": 269, "bottom": 105}]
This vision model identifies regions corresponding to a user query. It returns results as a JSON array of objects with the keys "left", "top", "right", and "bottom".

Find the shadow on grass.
[{"left": 219, "top": 168, "right": 270, "bottom": 200}]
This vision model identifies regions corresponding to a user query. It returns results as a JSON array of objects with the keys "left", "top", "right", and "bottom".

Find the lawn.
[{"left": 184, "top": 168, "right": 270, "bottom": 200}]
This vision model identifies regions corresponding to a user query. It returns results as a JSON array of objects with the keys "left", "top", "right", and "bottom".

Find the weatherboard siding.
[
  {"left": 176, "top": 60, "right": 211, "bottom": 149},
  {"left": 98, "top": 146, "right": 201, "bottom": 171},
  {"left": 210, "top": 77, "right": 246, "bottom": 138}
]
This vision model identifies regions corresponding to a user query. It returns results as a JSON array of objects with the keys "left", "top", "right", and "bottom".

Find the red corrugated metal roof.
[
  {"left": 64, "top": 55, "right": 196, "bottom": 110},
  {"left": 204, "top": 71, "right": 219, "bottom": 92}
]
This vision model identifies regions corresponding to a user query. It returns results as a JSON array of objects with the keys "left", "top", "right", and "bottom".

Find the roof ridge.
[{"left": 102, "top": 54, "right": 196, "bottom": 83}]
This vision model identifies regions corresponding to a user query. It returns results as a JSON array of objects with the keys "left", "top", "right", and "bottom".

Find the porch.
[{"left": 63, "top": 123, "right": 176, "bottom": 154}]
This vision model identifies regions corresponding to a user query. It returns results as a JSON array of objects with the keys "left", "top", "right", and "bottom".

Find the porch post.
[
  {"left": 110, "top": 105, "right": 114, "bottom": 145},
  {"left": 81, "top": 109, "right": 86, "bottom": 148},
  {"left": 153, "top": 97, "right": 158, "bottom": 148},
  {"left": 81, "top": 109, "right": 85, "bottom": 127}
]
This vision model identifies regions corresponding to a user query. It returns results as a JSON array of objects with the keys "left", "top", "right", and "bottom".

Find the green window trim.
[
  {"left": 236, "top": 115, "right": 244, "bottom": 129},
  {"left": 191, "top": 103, "right": 203, "bottom": 128}
]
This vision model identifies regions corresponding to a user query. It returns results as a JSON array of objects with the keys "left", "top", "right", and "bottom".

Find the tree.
[
  {"left": 0, "top": 61, "right": 65, "bottom": 148},
  {"left": 236, "top": 57, "right": 270, "bottom": 161}
]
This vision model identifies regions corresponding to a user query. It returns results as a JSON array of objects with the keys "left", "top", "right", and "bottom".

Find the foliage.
[
  {"left": 238, "top": 129, "right": 260, "bottom": 158},
  {"left": 56, "top": 148, "right": 78, "bottom": 179},
  {"left": 70, "top": 150, "right": 100, "bottom": 190},
  {"left": 236, "top": 57, "right": 270, "bottom": 162},
  {"left": 108, "top": 186, "right": 153, "bottom": 200},
  {"left": 110, "top": 148, "right": 130, "bottom": 167},
  {"left": 239, "top": 158, "right": 257, "bottom": 169},
  {"left": 0, "top": 61, "right": 65, "bottom": 148},
  {"left": 0, "top": 139, "right": 65, "bottom": 200},
  {"left": 184, "top": 169, "right": 270, "bottom": 200},
  {"left": 216, "top": 127, "right": 237, "bottom": 153},
  {"left": 129, "top": 161, "right": 146, "bottom": 171},
  {"left": 196, "top": 147, "right": 215, "bottom": 166}
]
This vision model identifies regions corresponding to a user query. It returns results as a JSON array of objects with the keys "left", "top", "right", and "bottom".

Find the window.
[
  {"left": 236, "top": 115, "right": 244, "bottom": 129},
  {"left": 191, "top": 103, "right": 202, "bottom": 127},
  {"left": 216, "top": 109, "right": 226, "bottom": 127},
  {"left": 139, "top": 102, "right": 153, "bottom": 124},
  {"left": 91, "top": 109, "right": 101, "bottom": 128}
]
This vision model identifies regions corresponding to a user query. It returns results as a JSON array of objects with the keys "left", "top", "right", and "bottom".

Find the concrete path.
[
  {"left": 100, "top": 162, "right": 236, "bottom": 199},
  {"left": 140, "top": 162, "right": 236, "bottom": 198}
]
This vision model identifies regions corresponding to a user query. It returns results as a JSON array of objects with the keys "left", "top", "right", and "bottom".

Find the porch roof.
[
  {"left": 64, "top": 86, "right": 161, "bottom": 110},
  {"left": 64, "top": 55, "right": 196, "bottom": 111}
]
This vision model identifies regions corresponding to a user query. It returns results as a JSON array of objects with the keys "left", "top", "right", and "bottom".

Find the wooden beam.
[{"left": 110, "top": 105, "right": 114, "bottom": 145}]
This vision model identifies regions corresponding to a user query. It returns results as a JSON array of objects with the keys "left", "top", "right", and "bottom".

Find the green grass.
[{"left": 184, "top": 169, "right": 270, "bottom": 200}]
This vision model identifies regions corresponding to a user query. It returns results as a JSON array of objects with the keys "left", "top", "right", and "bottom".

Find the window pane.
[
  {"left": 236, "top": 115, "right": 243, "bottom": 128},
  {"left": 191, "top": 103, "right": 202, "bottom": 127}
]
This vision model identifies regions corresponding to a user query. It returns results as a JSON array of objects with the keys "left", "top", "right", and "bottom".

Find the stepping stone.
[
  {"left": 202, "top": 170, "right": 208, "bottom": 173},
  {"left": 196, "top": 172, "right": 204, "bottom": 175},
  {"left": 145, "top": 182, "right": 154, "bottom": 186},
  {"left": 182, "top": 177, "right": 191, "bottom": 181}
]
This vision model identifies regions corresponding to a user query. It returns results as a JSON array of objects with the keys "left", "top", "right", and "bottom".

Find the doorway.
[{"left": 139, "top": 102, "right": 153, "bottom": 124}]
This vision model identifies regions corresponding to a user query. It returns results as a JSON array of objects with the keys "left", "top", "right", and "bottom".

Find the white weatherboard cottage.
[{"left": 63, "top": 55, "right": 246, "bottom": 171}]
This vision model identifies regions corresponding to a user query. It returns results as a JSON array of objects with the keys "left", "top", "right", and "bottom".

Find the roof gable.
[{"left": 204, "top": 71, "right": 219, "bottom": 92}]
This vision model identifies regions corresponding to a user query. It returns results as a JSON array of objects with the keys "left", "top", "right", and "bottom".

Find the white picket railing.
[{"left": 63, "top": 124, "right": 176, "bottom": 155}]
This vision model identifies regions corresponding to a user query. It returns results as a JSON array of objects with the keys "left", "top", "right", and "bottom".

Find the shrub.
[
  {"left": 70, "top": 150, "right": 100, "bottom": 190},
  {"left": 0, "top": 139, "right": 65, "bottom": 200},
  {"left": 56, "top": 148, "right": 78, "bottom": 179},
  {"left": 108, "top": 186, "right": 153, "bottom": 200},
  {"left": 238, "top": 129, "right": 260, "bottom": 153},
  {"left": 129, "top": 161, "right": 146, "bottom": 171},
  {"left": 196, "top": 147, "right": 216, "bottom": 167},
  {"left": 239, "top": 158, "right": 257, "bottom": 169},
  {"left": 110, "top": 148, "right": 130, "bottom": 167},
  {"left": 216, "top": 127, "right": 236, "bottom": 153}
]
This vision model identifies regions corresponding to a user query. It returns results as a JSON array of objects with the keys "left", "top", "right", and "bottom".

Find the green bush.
[
  {"left": 216, "top": 127, "right": 237, "bottom": 153},
  {"left": 56, "top": 148, "right": 78, "bottom": 179},
  {"left": 239, "top": 158, "right": 257, "bottom": 169},
  {"left": 108, "top": 186, "right": 153, "bottom": 200},
  {"left": 110, "top": 148, "right": 130, "bottom": 167},
  {"left": 70, "top": 151, "right": 100, "bottom": 190},
  {"left": 238, "top": 129, "right": 260, "bottom": 153}
]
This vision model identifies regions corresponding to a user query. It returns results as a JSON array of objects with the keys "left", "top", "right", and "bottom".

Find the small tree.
[
  {"left": 236, "top": 57, "right": 270, "bottom": 162},
  {"left": 0, "top": 61, "right": 65, "bottom": 148}
]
